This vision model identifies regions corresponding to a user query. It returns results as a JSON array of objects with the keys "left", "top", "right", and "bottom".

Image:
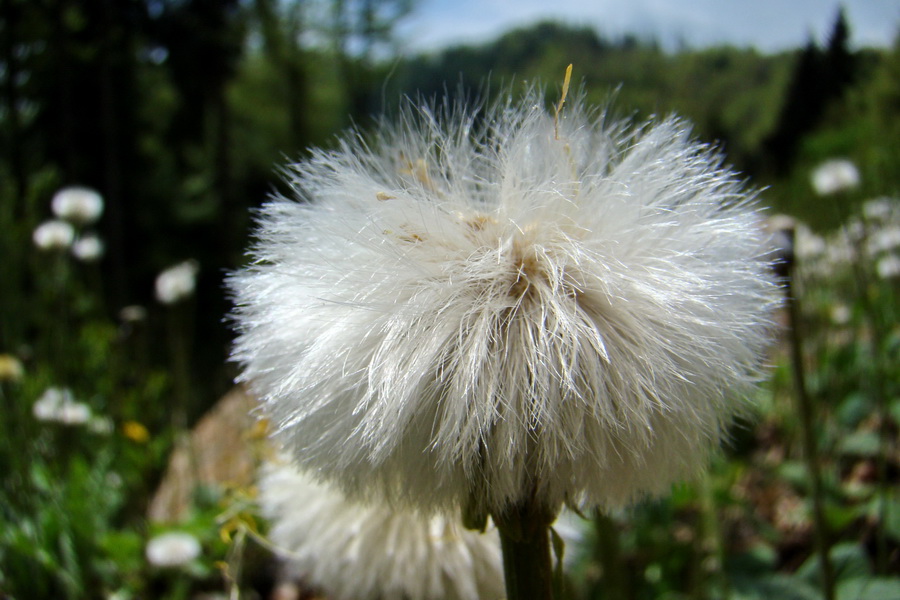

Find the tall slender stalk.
[
  {"left": 592, "top": 509, "right": 627, "bottom": 600},
  {"left": 851, "top": 243, "right": 891, "bottom": 574},
  {"left": 698, "top": 471, "right": 727, "bottom": 600},
  {"left": 166, "top": 302, "right": 193, "bottom": 431},
  {"left": 784, "top": 235, "right": 835, "bottom": 600}
]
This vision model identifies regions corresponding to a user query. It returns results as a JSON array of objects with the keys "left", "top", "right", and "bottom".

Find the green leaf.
[
  {"left": 777, "top": 461, "right": 810, "bottom": 489},
  {"left": 836, "top": 577, "right": 900, "bottom": 600},
  {"left": 837, "top": 431, "right": 881, "bottom": 457},
  {"left": 29, "top": 461, "right": 54, "bottom": 494},
  {"left": 863, "top": 495, "right": 900, "bottom": 542},
  {"left": 550, "top": 525, "right": 566, "bottom": 598},
  {"left": 99, "top": 530, "right": 144, "bottom": 574},
  {"left": 797, "top": 543, "right": 871, "bottom": 586},
  {"left": 726, "top": 543, "right": 778, "bottom": 577},
  {"left": 889, "top": 398, "right": 900, "bottom": 426},
  {"left": 729, "top": 573, "right": 820, "bottom": 600},
  {"left": 824, "top": 503, "right": 862, "bottom": 531},
  {"left": 836, "top": 392, "right": 872, "bottom": 428}
]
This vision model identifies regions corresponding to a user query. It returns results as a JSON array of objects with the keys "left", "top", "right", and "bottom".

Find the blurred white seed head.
[
  {"left": 119, "top": 305, "right": 148, "bottom": 323},
  {"left": 231, "top": 90, "right": 779, "bottom": 515},
  {"left": 145, "top": 531, "right": 201, "bottom": 567},
  {"left": 52, "top": 186, "right": 104, "bottom": 225},
  {"left": 794, "top": 225, "right": 827, "bottom": 261},
  {"left": 72, "top": 234, "right": 105, "bottom": 262},
  {"left": 259, "top": 460, "right": 505, "bottom": 600},
  {"left": 867, "top": 226, "right": 900, "bottom": 256},
  {"left": 862, "top": 197, "right": 897, "bottom": 222},
  {"left": 829, "top": 304, "right": 852, "bottom": 326},
  {"left": 33, "top": 220, "right": 75, "bottom": 251},
  {"left": 876, "top": 254, "right": 900, "bottom": 280},
  {"left": 88, "top": 415, "right": 115, "bottom": 435},
  {"left": 810, "top": 159, "right": 860, "bottom": 196},
  {"left": 33, "top": 387, "right": 92, "bottom": 425},
  {"left": 155, "top": 260, "right": 199, "bottom": 305}
]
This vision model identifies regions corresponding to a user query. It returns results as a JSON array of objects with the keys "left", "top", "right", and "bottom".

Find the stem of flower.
[
  {"left": 851, "top": 230, "right": 891, "bottom": 575},
  {"left": 493, "top": 498, "right": 556, "bottom": 600},
  {"left": 592, "top": 509, "right": 627, "bottom": 600},
  {"left": 785, "top": 244, "right": 835, "bottom": 600}
]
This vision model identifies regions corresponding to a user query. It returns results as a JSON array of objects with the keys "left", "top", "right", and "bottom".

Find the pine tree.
[{"left": 763, "top": 8, "right": 857, "bottom": 173}]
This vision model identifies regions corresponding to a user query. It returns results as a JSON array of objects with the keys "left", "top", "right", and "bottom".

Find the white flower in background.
[
  {"left": 825, "top": 234, "right": 856, "bottom": 267},
  {"left": 71, "top": 234, "right": 105, "bottom": 262},
  {"left": 867, "top": 226, "right": 900, "bottom": 256},
  {"left": 51, "top": 186, "right": 104, "bottom": 225},
  {"left": 155, "top": 260, "right": 199, "bottom": 305},
  {"left": 232, "top": 91, "right": 779, "bottom": 516},
  {"left": 844, "top": 218, "right": 867, "bottom": 245},
  {"left": 829, "top": 304, "right": 851, "bottom": 326},
  {"left": 145, "top": 531, "right": 201, "bottom": 567},
  {"left": 88, "top": 415, "right": 114, "bottom": 435},
  {"left": 793, "top": 224, "right": 827, "bottom": 261},
  {"left": 259, "top": 460, "right": 505, "bottom": 600},
  {"left": 862, "top": 197, "right": 896, "bottom": 222},
  {"left": 57, "top": 401, "right": 92, "bottom": 425},
  {"left": 33, "top": 220, "right": 75, "bottom": 251},
  {"left": 876, "top": 255, "right": 900, "bottom": 280},
  {"left": 810, "top": 159, "right": 860, "bottom": 196},
  {"left": 33, "top": 387, "right": 92, "bottom": 425},
  {"left": 119, "top": 305, "right": 148, "bottom": 323}
]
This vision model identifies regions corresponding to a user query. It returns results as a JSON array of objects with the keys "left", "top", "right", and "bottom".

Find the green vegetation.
[{"left": 1, "top": 1, "right": 899, "bottom": 598}]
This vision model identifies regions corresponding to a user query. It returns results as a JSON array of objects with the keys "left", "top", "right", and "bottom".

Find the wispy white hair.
[
  {"left": 259, "top": 459, "right": 505, "bottom": 600},
  {"left": 231, "top": 89, "right": 779, "bottom": 516}
]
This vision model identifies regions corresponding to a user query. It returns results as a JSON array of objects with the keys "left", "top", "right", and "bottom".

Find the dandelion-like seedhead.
[
  {"left": 260, "top": 459, "right": 505, "bottom": 600},
  {"left": 862, "top": 197, "right": 897, "bottom": 222},
  {"left": 51, "top": 186, "right": 104, "bottom": 225},
  {"left": 33, "top": 387, "right": 92, "bottom": 425},
  {"left": 810, "top": 159, "right": 860, "bottom": 196},
  {"left": 33, "top": 220, "right": 75, "bottom": 251},
  {"left": 876, "top": 254, "right": 900, "bottom": 279},
  {"left": 145, "top": 531, "right": 201, "bottom": 568},
  {"left": 72, "top": 234, "right": 105, "bottom": 262},
  {"left": 231, "top": 91, "right": 779, "bottom": 515},
  {"left": 155, "top": 260, "right": 199, "bottom": 305}
]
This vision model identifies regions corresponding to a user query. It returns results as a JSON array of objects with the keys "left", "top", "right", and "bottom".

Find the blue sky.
[{"left": 396, "top": 0, "right": 899, "bottom": 53}]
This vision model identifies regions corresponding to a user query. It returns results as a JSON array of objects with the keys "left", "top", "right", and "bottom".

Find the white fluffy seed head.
[
  {"left": 51, "top": 186, "right": 104, "bottom": 225},
  {"left": 259, "top": 459, "right": 505, "bottom": 600},
  {"left": 33, "top": 220, "right": 75, "bottom": 251},
  {"left": 33, "top": 387, "right": 92, "bottom": 425},
  {"left": 145, "top": 532, "right": 201, "bottom": 568},
  {"left": 155, "top": 260, "right": 199, "bottom": 305},
  {"left": 810, "top": 159, "right": 860, "bottom": 196},
  {"left": 72, "top": 234, "right": 105, "bottom": 262},
  {"left": 231, "top": 91, "right": 780, "bottom": 516}
]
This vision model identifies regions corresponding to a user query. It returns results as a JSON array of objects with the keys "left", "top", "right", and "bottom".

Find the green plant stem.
[
  {"left": 166, "top": 303, "right": 192, "bottom": 430},
  {"left": 592, "top": 509, "right": 626, "bottom": 600},
  {"left": 851, "top": 248, "right": 890, "bottom": 574},
  {"left": 699, "top": 472, "right": 727, "bottom": 599},
  {"left": 786, "top": 267, "right": 835, "bottom": 600},
  {"left": 494, "top": 498, "right": 556, "bottom": 600}
]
